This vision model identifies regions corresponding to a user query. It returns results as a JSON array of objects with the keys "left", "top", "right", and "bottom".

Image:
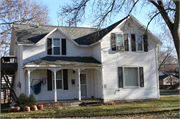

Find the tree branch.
[
  {"left": 145, "top": 8, "right": 174, "bottom": 34},
  {"left": 98, "top": 0, "right": 116, "bottom": 27},
  {"left": 173, "top": 1, "right": 179, "bottom": 28},
  {"left": 148, "top": 0, "right": 173, "bottom": 30},
  {"left": 0, "top": 27, "right": 12, "bottom": 35},
  {"left": 128, "top": 0, "right": 139, "bottom": 16}
]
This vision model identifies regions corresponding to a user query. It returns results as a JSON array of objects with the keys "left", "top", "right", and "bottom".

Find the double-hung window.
[
  {"left": 116, "top": 34, "right": 124, "bottom": 50},
  {"left": 131, "top": 34, "right": 148, "bottom": 52},
  {"left": 53, "top": 70, "right": 63, "bottom": 89},
  {"left": 118, "top": 67, "right": 144, "bottom": 88},
  {"left": 47, "top": 38, "right": 67, "bottom": 55},
  {"left": 136, "top": 35, "right": 143, "bottom": 51},
  {"left": 124, "top": 67, "right": 138, "bottom": 86},
  {"left": 53, "top": 38, "right": 60, "bottom": 55},
  {"left": 47, "top": 69, "right": 68, "bottom": 91},
  {"left": 111, "top": 33, "right": 129, "bottom": 51}
]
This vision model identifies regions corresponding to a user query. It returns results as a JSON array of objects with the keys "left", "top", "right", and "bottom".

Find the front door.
[{"left": 80, "top": 74, "right": 87, "bottom": 98}]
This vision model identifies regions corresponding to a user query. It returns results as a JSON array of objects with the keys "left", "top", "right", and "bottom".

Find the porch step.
[
  {"left": 37, "top": 99, "right": 103, "bottom": 108},
  {"left": 80, "top": 101, "right": 103, "bottom": 106}
]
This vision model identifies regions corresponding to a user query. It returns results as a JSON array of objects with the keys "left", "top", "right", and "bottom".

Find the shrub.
[
  {"left": 29, "top": 94, "right": 36, "bottom": 105},
  {"left": 15, "top": 93, "right": 36, "bottom": 110}
]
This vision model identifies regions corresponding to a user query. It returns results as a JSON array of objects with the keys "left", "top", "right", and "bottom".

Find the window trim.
[
  {"left": 135, "top": 34, "right": 144, "bottom": 52},
  {"left": 122, "top": 66, "right": 141, "bottom": 88}
]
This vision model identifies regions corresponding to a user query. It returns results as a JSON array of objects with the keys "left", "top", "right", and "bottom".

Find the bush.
[
  {"left": 15, "top": 93, "right": 36, "bottom": 110},
  {"left": 29, "top": 94, "right": 36, "bottom": 105}
]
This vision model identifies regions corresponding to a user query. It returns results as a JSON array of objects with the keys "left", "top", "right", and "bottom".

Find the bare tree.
[
  {"left": 0, "top": 0, "right": 50, "bottom": 56},
  {"left": 157, "top": 27, "right": 178, "bottom": 71},
  {"left": 58, "top": 0, "right": 179, "bottom": 58}
]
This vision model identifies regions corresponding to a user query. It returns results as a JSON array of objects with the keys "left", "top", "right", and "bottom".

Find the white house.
[{"left": 9, "top": 15, "right": 162, "bottom": 102}]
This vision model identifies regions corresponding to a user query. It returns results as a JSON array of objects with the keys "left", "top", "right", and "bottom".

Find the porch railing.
[{"left": 1, "top": 57, "right": 18, "bottom": 70}]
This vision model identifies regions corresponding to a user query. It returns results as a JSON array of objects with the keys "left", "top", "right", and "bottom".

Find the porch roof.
[{"left": 24, "top": 56, "right": 102, "bottom": 67}]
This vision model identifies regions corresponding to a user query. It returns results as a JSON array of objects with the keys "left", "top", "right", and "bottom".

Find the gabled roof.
[
  {"left": 24, "top": 56, "right": 102, "bottom": 67},
  {"left": 13, "top": 15, "right": 162, "bottom": 46},
  {"left": 13, "top": 24, "right": 98, "bottom": 44},
  {"left": 74, "top": 16, "right": 128, "bottom": 45},
  {"left": 13, "top": 16, "right": 127, "bottom": 45}
]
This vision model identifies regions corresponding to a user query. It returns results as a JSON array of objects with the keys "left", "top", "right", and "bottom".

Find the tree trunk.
[{"left": 170, "top": 26, "right": 179, "bottom": 59}]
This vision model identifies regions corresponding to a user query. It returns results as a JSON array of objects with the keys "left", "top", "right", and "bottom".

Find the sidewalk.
[{"left": 160, "top": 93, "right": 179, "bottom": 95}]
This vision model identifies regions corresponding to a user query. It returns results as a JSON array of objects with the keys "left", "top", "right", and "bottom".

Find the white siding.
[
  {"left": 24, "top": 69, "right": 100, "bottom": 101},
  {"left": 91, "top": 43, "right": 101, "bottom": 62},
  {"left": 101, "top": 19, "right": 159, "bottom": 102},
  {"left": 23, "top": 30, "right": 91, "bottom": 65},
  {"left": 12, "top": 16, "right": 160, "bottom": 102}
]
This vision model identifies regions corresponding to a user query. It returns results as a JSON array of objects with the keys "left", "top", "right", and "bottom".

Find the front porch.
[{"left": 23, "top": 67, "right": 103, "bottom": 102}]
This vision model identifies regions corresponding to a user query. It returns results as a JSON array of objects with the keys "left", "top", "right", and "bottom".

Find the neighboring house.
[
  {"left": 7, "top": 15, "right": 162, "bottom": 102},
  {"left": 159, "top": 74, "right": 179, "bottom": 86}
]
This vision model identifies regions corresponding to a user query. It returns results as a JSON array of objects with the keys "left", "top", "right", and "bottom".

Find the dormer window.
[
  {"left": 47, "top": 38, "right": 66, "bottom": 55},
  {"left": 53, "top": 38, "right": 60, "bottom": 55}
]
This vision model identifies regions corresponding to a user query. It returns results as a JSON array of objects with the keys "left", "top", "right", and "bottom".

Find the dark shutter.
[
  {"left": 139, "top": 67, "right": 144, "bottom": 87},
  {"left": 124, "top": 34, "right": 129, "bottom": 51},
  {"left": 62, "top": 39, "right": 66, "bottom": 55},
  {"left": 47, "top": 38, "right": 52, "bottom": 55},
  {"left": 118, "top": 67, "right": 123, "bottom": 88},
  {"left": 143, "top": 34, "right": 148, "bottom": 52},
  {"left": 111, "top": 33, "right": 116, "bottom": 51},
  {"left": 47, "top": 69, "right": 52, "bottom": 90},
  {"left": 63, "top": 69, "right": 68, "bottom": 90},
  {"left": 131, "top": 34, "right": 136, "bottom": 51}
]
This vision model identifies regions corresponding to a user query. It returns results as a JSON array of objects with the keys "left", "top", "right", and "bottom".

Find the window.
[
  {"left": 112, "top": 33, "right": 148, "bottom": 52},
  {"left": 124, "top": 67, "right": 138, "bottom": 86},
  {"left": 47, "top": 38, "right": 67, "bottom": 55},
  {"left": 53, "top": 38, "right": 60, "bottom": 55},
  {"left": 116, "top": 34, "right": 124, "bottom": 48},
  {"left": 111, "top": 33, "right": 129, "bottom": 51},
  {"left": 53, "top": 70, "right": 62, "bottom": 89},
  {"left": 118, "top": 67, "right": 144, "bottom": 88},
  {"left": 136, "top": 35, "right": 143, "bottom": 51}
]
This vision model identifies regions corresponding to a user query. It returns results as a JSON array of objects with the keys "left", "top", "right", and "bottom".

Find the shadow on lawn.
[
  {"left": 64, "top": 108, "right": 179, "bottom": 118},
  {"left": 21, "top": 108, "right": 179, "bottom": 118}
]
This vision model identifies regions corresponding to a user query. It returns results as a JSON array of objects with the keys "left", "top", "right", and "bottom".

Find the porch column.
[
  {"left": 78, "top": 68, "right": 81, "bottom": 100},
  {"left": 27, "top": 69, "right": 31, "bottom": 97},
  {"left": 54, "top": 70, "right": 57, "bottom": 102},
  {"left": 100, "top": 68, "right": 104, "bottom": 100}
]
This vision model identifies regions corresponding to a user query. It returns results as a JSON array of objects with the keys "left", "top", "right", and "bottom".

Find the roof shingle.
[
  {"left": 13, "top": 16, "right": 127, "bottom": 45},
  {"left": 25, "top": 56, "right": 102, "bottom": 67}
]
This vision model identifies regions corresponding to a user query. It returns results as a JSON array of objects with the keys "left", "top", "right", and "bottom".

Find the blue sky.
[{"left": 38, "top": 0, "right": 163, "bottom": 34}]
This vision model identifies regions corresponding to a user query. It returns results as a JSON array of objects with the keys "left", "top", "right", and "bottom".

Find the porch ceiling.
[{"left": 24, "top": 56, "right": 102, "bottom": 67}]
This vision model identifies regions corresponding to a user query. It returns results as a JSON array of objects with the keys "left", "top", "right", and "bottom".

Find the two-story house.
[{"left": 8, "top": 15, "right": 162, "bottom": 102}]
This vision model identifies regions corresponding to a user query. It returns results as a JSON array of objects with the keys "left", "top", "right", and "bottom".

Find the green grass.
[
  {"left": 160, "top": 89, "right": 179, "bottom": 93},
  {"left": 1, "top": 96, "right": 179, "bottom": 118}
]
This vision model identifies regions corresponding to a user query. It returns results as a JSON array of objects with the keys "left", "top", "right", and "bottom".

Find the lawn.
[
  {"left": 160, "top": 89, "right": 179, "bottom": 93},
  {"left": 1, "top": 96, "right": 179, "bottom": 118}
]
